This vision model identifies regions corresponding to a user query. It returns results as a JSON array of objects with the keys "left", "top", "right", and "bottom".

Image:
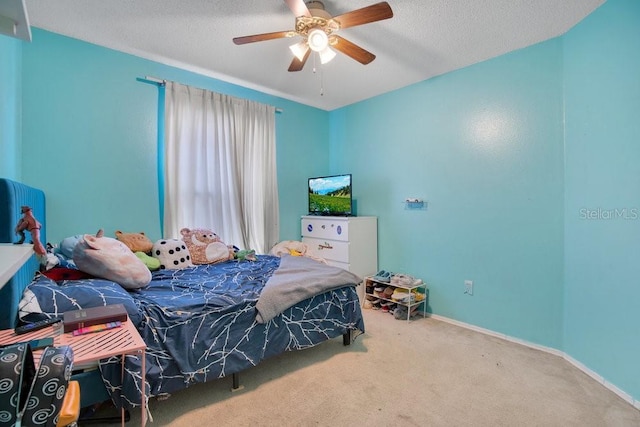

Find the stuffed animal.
[
  {"left": 235, "top": 249, "right": 256, "bottom": 262},
  {"left": 269, "top": 240, "right": 308, "bottom": 257},
  {"left": 42, "top": 252, "right": 59, "bottom": 271},
  {"left": 55, "top": 235, "right": 83, "bottom": 259},
  {"left": 180, "top": 228, "right": 234, "bottom": 265},
  {"left": 14, "top": 206, "right": 46, "bottom": 256},
  {"left": 269, "top": 240, "right": 327, "bottom": 264},
  {"left": 135, "top": 251, "right": 161, "bottom": 271},
  {"left": 152, "top": 239, "right": 194, "bottom": 270},
  {"left": 115, "top": 231, "right": 154, "bottom": 253},
  {"left": 51, "top": 234, "right": 83, "bottom": 269},
  {"left": 72, "top": 229, "right": 152, "bottom": 289}
]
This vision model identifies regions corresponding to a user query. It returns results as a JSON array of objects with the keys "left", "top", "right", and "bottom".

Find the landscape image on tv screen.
[{"left": 308, "top": 174, "right": 352, "bottom": 215}]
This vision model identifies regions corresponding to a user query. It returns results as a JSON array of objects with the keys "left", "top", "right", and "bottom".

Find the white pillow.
[{"left": 72, "top": 230, "right": 152, "bottom": 289}]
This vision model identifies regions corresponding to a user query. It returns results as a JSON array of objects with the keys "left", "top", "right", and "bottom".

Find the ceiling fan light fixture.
[
  {"left": 307, "top": 28, "right": 328, "bottom": 52},
  {"left": 319, "top": 46, "right": 336, "bottom": 64},
  {"left": 233, "top": 1, "right": 394, "bottom": 72},
  {"left": 289, "top": 41, "right": 309, "bottom": 61}
]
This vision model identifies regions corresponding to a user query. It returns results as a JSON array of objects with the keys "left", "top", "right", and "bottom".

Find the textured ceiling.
[{"left": 24, "top": 0, "right": 605, "bottom": 110}]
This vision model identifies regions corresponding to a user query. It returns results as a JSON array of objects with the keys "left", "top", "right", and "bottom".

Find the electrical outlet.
[{"left": 464, "top": 280, "right": 473, "bottom": 295}]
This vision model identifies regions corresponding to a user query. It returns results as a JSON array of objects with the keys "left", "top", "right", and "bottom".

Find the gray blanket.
[{"left": 255, "top": 254, "right": 362, "bottom": 323}]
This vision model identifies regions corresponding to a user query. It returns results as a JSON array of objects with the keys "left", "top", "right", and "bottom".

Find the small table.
[{"left": 0, "top": 320, "right": 147, "bottom": 426}]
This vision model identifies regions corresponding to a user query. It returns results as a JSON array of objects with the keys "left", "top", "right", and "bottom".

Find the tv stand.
[{"left": 301, "top": 216, "right": 377, "bottom": 299}]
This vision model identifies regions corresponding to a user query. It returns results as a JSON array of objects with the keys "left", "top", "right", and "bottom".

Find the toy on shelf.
[{"left": 14, "top": 205, "right": 46, "bottom": 255}]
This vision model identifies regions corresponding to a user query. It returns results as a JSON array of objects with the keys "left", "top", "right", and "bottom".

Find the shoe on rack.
[
  {"left": 372, "top": 270, "right": 387, "bottom": 280},
  {"left": 383, "top": 286, "right": 395, "bottom": 299},
  {"left": 373, "top": 270, "right": 392, "bottom": 282},
  {"left": 391, "top": 288, "right": 409, "bottom": 301},
  {"left": 413, "top": 291, "right": 426, "bottom": 301},
  {"left": 391, "top": 274, "right": 417, "bottom": 287},
  {"left": 393, "top": 306, "right": 409, "bottom": 320}
]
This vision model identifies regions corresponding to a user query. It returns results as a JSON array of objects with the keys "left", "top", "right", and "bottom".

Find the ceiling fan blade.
[
  {"left": 333, "top": 2, "right": 393, "bottom": 29},
  {"left": 288, "top": 48, "right": 311, "bottom": 72},
  {"left": 332, "top": 35, "right": 376, "bottom": 64},
  {"left": 233, "top": 31, "right": 293, "bottom": 45},
  {"left": 284, "top": 0, "right": 311, "bottom": 17}
]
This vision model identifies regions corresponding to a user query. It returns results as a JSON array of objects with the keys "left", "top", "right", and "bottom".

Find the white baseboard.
[{"left": 428, "top": 313, "right": 639, "bottom": 411}]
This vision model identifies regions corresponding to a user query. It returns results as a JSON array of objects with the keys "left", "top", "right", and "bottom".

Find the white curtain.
[{"left": 163, "top": 81, "right": 279, "bottom": 254}]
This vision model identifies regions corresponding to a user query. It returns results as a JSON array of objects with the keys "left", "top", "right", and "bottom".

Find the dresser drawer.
[
  {"left": 301, "top": 217, "right": 349, "bottom": 242},
  {"left": 302, "top": 237, "right": 349, "bottom": 263}
]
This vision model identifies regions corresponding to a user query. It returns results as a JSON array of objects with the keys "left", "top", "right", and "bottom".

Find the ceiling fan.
[{"left": 233, "top": 0, "right": 393, "bottom": 72}]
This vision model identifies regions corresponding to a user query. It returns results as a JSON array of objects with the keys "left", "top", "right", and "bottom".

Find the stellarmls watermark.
[{"left": 579, "top": 208, "right": 639, "bottom": 220}]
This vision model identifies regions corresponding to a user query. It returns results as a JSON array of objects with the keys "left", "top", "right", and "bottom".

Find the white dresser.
[{"left": 301, "top": 216, "right": 378, "bottom": 293}]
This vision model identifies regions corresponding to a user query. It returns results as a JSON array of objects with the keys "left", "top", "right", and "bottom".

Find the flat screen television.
[{"left": 308, "top": 174, "right": 353, "bottom": 216}]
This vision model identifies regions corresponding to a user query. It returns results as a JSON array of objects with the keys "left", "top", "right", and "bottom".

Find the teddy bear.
[
  {"left": 180, "top": 227, "right": 235, "bottom": 265},
  {"left": 115, "top": 230, "right": 154, "bottom": 253}
]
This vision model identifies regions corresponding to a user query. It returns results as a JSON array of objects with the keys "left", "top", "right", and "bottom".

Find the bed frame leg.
[
  {"left": 343, "top": 329, "right": 352, "bottom": 346},
  {"left": 231, "top": 372, "right": 244, "bottom": 392}
]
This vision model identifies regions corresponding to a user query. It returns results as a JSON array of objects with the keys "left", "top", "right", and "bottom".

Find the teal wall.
[
  {"left": 330, "top": 40, "right": 565, "bottom": 349},
  {"left": 329, "top": 0, "right": 638, "bottom": 403},
  {"left": 0, "top": 35, "right": 22, "bottom": 180},
  {"left": 563, "top": 0, "right": 640, "bottom": 401},
  {"left": 19, "top": 29, "right": 328, "bottom": 243},
  {"left": 2, "top": 0, "right": 638, "bottom": 406}
]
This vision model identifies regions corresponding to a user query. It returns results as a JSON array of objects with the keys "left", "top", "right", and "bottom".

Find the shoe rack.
[{"left": 363, "top": 274, "right": 428, "bottom": 322}]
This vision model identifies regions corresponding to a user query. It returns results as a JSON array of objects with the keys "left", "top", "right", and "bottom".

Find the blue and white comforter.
[{"left": 19, "top": 255, "right": 365, "bottom": 410}]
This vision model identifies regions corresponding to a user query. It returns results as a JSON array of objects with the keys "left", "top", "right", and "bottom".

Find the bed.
[{"left": 0, "top": 178, "right": 365, "bottom": 415}]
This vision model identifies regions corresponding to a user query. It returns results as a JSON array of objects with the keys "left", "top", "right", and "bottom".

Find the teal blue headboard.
[{"left": 0, "top": 178, "right": 46, "bottom": 329}]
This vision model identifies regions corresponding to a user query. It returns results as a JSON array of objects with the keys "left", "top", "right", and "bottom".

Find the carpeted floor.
[{"left": 83, "top": 309, "right": 640, "bottom": 426}]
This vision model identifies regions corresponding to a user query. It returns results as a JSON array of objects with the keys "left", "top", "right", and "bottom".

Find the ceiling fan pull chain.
[{"left": 310, "top": 54, "right": 324, "bottom": 96}]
